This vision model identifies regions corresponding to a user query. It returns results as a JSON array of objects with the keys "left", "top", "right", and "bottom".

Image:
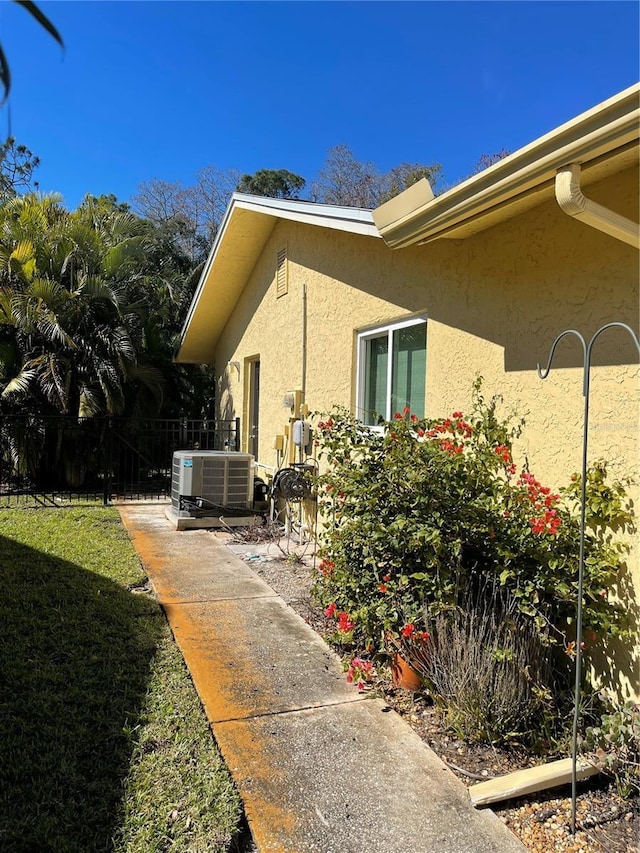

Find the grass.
[{"left": 0, "top": 507, "right": 243, "bottom": 852}]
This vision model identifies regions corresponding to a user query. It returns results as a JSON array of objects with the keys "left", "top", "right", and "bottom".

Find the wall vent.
[{"left": 276, "top": 247, "right": 288, "bottom": 297}]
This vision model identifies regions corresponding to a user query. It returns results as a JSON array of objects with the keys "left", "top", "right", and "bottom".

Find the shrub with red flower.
[
  {"left": 324, "top": 602, "right": 356, "bottom": 636},
  {"left": 312, "top": 380, "right": 633, "bottom": 656},
  {"left": 400, "top": 623, "right": 430, "bottom": 642}
]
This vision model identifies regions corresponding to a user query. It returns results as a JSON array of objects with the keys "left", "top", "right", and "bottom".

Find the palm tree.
[{"left": 0, "top": 193, "right": 164, "bottom": 417}]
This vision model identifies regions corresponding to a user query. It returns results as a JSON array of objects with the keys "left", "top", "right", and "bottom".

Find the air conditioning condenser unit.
[{"left": 166, "top": 450, "right": 257, "bottom": 530}]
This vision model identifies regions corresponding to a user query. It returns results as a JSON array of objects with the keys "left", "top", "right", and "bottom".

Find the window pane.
[
  {"left": 363, "top": 334, "right": 388, "bottom": 425},
  {"left": 391, "top": 324, "right": 426, "bottom": 418}
]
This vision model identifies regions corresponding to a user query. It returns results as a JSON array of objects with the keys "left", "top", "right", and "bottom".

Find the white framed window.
[{"left": 356, "top": 317, "right": 427, "bottom": 426}]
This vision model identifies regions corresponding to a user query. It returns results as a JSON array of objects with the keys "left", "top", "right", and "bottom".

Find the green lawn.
[{"left": 0, "top": 507, "right": 243, "bottom": 853}]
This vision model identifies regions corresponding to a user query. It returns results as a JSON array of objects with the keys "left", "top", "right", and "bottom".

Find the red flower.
[
  {"left": 494, "top": 444, "right": 512, "bottom": 465},
  {"left": 410, "top": 414, "right": 418, "bottom": 423},
  {"left": 403, "top": 406, "right": 411, "bottom": 416},
  {"left": 440, "top": 439, "right": 464, "bottom": 455},
  {"left": 382, "top": 574, "right": 391, "bottom": 582},
  {"left": 393, "top": 412, "right": 403, "bottom": 420},
  {"left": 324, "top": 602, "right": 337, "bottom": 618},
  {"left": 565, "top": 640, "right": 585, "bottom": 658},
  {"left": 529, "top": 509, "right": 562, "bottom": 536},
  {"left": 337, "top": 611, "right": 355, "bottom": 632},
  {"left": 320, "top": 559, "right": 335, "bottom": 577},
  {"left": 401, "top": 623, "right": 415, "bottom": 638},
  {"left": 378, "top": 583, "right": 388, "bottom": 593},
  {"left": 452, "top": 411, "right": 463, "bottom": 419}
]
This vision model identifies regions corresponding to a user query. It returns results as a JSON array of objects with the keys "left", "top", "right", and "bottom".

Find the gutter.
[{"left": 374, "top": 84, "right": 640, "bottom": 249}]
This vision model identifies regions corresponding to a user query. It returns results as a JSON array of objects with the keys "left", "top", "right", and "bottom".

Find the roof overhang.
[
  {"left": 374, "top": 84, "right": 640, "bottom": 249},
  {"left": 176, "top": 194, "right": 378, "bottom": 363}
]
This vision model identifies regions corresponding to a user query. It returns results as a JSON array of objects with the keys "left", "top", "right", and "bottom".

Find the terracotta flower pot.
[{"left": 390, "top": 652, "right": 423, "bottom": 691}]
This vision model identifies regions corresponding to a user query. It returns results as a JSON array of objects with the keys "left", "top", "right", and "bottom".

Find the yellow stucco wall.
[{"left": 215, "top": 166, "right": 639, "bottom": 697}]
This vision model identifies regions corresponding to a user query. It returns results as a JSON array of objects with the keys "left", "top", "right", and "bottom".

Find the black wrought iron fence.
[{"left": 0, "top": 415, "right": 240, "bottom": 507}]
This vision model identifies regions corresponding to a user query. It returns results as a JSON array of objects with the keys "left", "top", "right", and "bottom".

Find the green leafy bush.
[
  {"left": 583, "top": 701, "right": 640, "bottom": 797},
  {"left": 312, "top": 381, "right": 634, "bottom": 742}
]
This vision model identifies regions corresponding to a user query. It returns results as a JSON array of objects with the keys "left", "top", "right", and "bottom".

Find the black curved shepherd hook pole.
[{"left": 537, "top": 322, "right": 640, "bottom": 835}]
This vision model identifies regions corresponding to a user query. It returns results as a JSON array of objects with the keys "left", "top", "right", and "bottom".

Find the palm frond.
[
  {"left": 96, "top": 361, "right": 124, "bottom": 415},
  {"left": 0, "top": 41, "right": 12, "bottom": 105},
  {"left": 127, "top": 361, "right": 165, "bottom": 409},
  {"left": 2, "top": 365, "right": 38, "bottom": 398},
  {"left": 36, "top": 314, "right": 75, "bottom": 349},
  {"left": 77, "top": 274, "right": 119, "bottom": 305},
  {"left": 15, "top": 2, "right": 64, "bottom": 47},
  {"left": 101, "top": 237, "right": 146, "bottom": 280},
  {"left": 77, "top": 384, "right": 102, "bottom": 418}
]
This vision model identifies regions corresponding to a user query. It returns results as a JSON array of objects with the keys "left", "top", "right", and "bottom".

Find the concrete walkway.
[{"left": 117, "top": 503, "right": 526, "bottom": 853}]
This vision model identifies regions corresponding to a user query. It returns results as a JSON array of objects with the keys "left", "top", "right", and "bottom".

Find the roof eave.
[
  {"left": 374, "top": 83, "right": 640, "bottom": 249},
  {"left": 175, "top": 194, "right": 378, "bottom": 364}
]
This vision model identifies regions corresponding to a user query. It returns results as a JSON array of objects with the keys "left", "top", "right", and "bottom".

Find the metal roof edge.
[{"left": 231, "top": 192, "right": 378, "bottom": 234}]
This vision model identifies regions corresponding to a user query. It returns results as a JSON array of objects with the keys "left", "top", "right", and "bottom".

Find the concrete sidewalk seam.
[
  {"left": 208, "top": 694, "right": 373, "bottom": 725},
  {"left": 156, "top": 592, "right": 281, "bottom": 606}
]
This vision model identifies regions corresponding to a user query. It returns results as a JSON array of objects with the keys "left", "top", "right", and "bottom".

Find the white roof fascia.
[
  {"left": 231, "top": 192, "right": 379, "bottom": 236},
  {"left": 177, "top": 194, "right": 238, "bottom": 351}
]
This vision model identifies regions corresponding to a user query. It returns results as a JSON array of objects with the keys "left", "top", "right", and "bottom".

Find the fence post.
[
  {"left": 103, "top": 418, "right": 112, "bottom": 506},
  {"left": 234, "top": 417, "right": 241, "bottom": 451}
]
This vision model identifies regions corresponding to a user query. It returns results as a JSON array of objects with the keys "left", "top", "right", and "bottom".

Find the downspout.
[
  {"left": 301, "top": 282, "right": 307, "bottom": 412},
  {"left": 555, "top": 163, "right": 640, "bottom": 249}
]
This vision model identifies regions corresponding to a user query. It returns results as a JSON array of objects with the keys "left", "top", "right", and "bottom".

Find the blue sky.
[{"left": 2, "top": 1, "right": 638, "bottom": 210}]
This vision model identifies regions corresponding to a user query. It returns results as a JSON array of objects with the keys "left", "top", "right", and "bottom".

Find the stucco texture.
[{"left": 214, "top": 166, "right": 639, "bottom": 697}]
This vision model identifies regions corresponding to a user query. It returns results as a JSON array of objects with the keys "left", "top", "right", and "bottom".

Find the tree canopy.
[
  {"left": 311, "top": 144, "right": 441, "bottom": 208},
  {"left": 237, "top": 169, "right": 306, "bottom": 199},
  {"left": 0, "top": 181, "right": 214, "bottom": 420},
  {"left": 0, "top": 138, "right": 40, "bottom": 201}
]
